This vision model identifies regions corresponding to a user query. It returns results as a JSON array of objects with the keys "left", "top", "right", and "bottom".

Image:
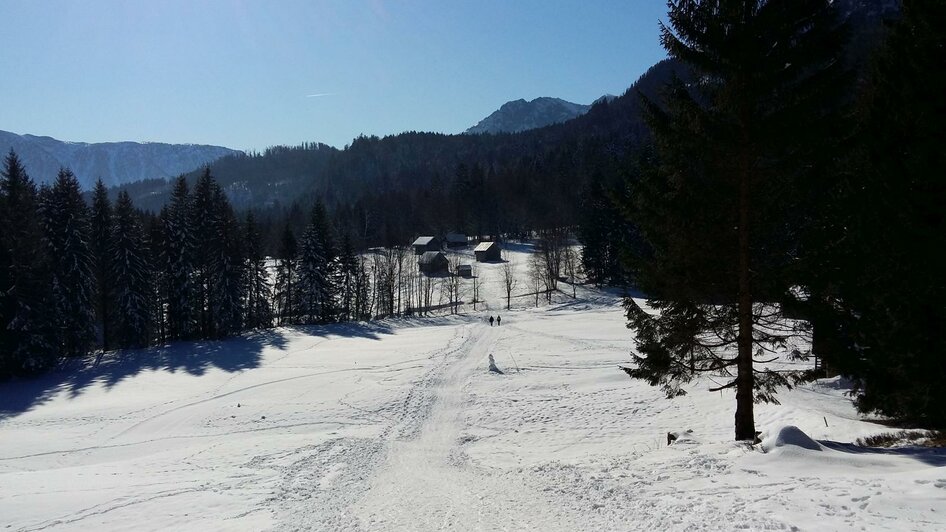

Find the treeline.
[
  {"left": 578, "top": 0, "right": 945, "bottom": 434},
  {"left": 1, "top": 158, "right": 417, "bottom": 378},
  {"left": 3, "top": 153, "right": 573, "bottom": 378}
]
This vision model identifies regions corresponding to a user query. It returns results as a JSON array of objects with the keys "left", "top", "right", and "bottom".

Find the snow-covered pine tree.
[
  {"left": 110, "top": 191, "right": 153, "bottom": 349},
  {"left": 41, "top": 168, "right": 96, "bottom": 357},
  {"left": 243, "top": 212, "right": 274, "bottom": 330},
  {"left": 90, "top": 179, "right": 114, "bottom": 351},
  {"left": 0, "top": 150, "right": 56, "bottom": 375},
  {"left": 162, "top": 176, "right": 196, "bottom": 341}
]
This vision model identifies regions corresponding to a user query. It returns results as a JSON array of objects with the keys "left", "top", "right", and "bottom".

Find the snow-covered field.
[{"left": 2, "top": 247, "right": 944, "bottom": 531}]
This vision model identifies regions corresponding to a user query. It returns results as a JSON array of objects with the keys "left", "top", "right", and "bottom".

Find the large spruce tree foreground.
[
  {"left": 623, "top": 0, "right": 849, "bottom": 440},
  {"left": 809, "top": 0, "right": 946, "bottom": 428}
]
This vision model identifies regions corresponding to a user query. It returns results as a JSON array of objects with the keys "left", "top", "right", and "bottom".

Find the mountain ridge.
[
  {"left": 465, "top": 96, "right": 600, "bottom": 135},
  {"left": 0, "top": 130, "right": 240, "bottom": 189}
]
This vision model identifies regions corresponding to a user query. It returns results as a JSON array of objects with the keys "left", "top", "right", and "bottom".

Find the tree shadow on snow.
[
  {"left": 818, "top": 440, "right": 946, "bottom": 467},
  {"left": 0, "top": 321, "right": 396, "bottom": 421},
  {"left": 289, "top": 320, "right": 394, "bottom": 341}
]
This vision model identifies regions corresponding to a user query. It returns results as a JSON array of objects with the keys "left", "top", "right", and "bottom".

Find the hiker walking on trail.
[
  {"left": 496, "top": 315, "right": 501, "bottom": 326},
  {"left": 489, "top": 316, "right": 494, "bottom": 327}
]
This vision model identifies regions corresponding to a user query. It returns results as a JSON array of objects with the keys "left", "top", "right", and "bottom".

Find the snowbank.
[{"left": 761, "top": 425, "right": 823, "bottom": 452}]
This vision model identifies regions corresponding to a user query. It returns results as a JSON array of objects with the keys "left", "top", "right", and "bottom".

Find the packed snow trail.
[
  {"left": 270, "top": 322, "right": 592, "bottom": 530},
  {"left": 351, "top": 323, "right": 591, "bottom": 531}
]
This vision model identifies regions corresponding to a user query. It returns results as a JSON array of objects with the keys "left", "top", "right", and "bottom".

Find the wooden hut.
[
  {"left": 418, "top": 251, "right": 448, "bottom": 274},
  {"left": 412, "top": 236, "right": 442, "bottom": 255},
  {"left": 457, "top": 264, "right": 473, "bottom": 277},
  {"left": 474, "top": 241, "right": 501, "bottom": 262}
]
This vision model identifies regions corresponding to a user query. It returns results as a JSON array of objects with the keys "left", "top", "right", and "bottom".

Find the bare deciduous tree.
[
  {"left": 446, "top": 254, "right": 462, "bottom": 314},
  {"left": 536, "top": 228, "right": 567, "bottom": 301},
  {"left": 501, "top": 251, "right": 517, "bottom": 310},
  {"left": 471, "top": 262, "right": 480, "bottom": 311},
  {"left": 529, "top": 251, "right": 544, "bottom": 307},
  {"left": 562, "top": 243, "right": 579, "bottom": 298}
]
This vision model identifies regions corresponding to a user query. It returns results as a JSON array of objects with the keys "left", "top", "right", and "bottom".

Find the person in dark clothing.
[
  {"left": 489, "top": 316, "right": 494, "bottom": 326},
  {"left": 496, "top": 315, "right": 501, "bottom": 326}
]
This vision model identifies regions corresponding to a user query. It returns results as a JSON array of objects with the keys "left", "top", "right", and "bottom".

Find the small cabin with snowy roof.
[
  {"left": 412, "top": 236, "right": 442, "bottom": 255},
  {"left": 418, "top": 251, "right": 448, "bottom": 274},
  {"left": 474, "top": 241, "right": 501, "bottom": 262}
]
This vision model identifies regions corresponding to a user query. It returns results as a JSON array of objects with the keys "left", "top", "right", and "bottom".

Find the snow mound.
[
  {"left": 763, "top": 425, "right": 823, "bottom": 452},
  {"left": 810, "top": 375, "right": 855, "bottom": 391},
  {"left": 668, "top": 429, "right": 696, "bottom": 445}
]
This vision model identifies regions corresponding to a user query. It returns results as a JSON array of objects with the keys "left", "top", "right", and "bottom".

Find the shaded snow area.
[{"left": 2, "top": 248, "right": 945, "bottom": 531}]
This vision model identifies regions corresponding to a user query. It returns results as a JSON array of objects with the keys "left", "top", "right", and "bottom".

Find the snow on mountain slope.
[
  {"left": 0, "top": 130, "right": 239, "bottom": 189},
  {"left": 465, "top": 97, "right": 593, "bottom": 134},
  {"left": 1, "top": 246, "right": 943, "bottom": 531}
]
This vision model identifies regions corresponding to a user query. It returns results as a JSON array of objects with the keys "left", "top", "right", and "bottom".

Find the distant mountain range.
[
  {"left": 0, "top": 130, "right": 240, "bottom": 189},
  {"left": 465, "top": 95, "right": 616, "bottom": 135}
]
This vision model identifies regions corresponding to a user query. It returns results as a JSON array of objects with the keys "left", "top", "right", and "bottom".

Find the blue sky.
[{"left": 0, "top": 0, "right": 667, "bottom": 151}]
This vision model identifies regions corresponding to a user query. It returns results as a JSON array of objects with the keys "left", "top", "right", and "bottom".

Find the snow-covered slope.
[
  {"left": 465, "top": 97, "right": 597, "bottom": 134},
  {"left": 1, "top": 246, "right": 943, "bottom": 531},
  {"left": 0, "top": 130, "right": 239, "bottom": 189}
]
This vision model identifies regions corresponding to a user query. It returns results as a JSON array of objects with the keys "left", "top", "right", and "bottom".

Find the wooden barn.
[
  {"left": 474, "top": 241, "right": 501, "bottom": 262},
  {"left": 412, "top": 236, "right": 442, "bottom": 255},
  {"left": 457, "top": 264, "right": 473, "bottom": 277},
  {"left": 418, "top": 251, "right": 448, "bottom": 274},
  {"left": 445, "top": 233, "right": 468, "bottom": 248}
]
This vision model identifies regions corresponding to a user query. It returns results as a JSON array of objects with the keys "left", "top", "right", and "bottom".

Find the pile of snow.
[{"left": 762, "top": 425, "right": 823, "bottom": 452}]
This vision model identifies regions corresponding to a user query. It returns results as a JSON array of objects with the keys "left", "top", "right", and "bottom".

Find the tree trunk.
[{"left": 734, "top": 141, "right": 756, "bottom": 442}]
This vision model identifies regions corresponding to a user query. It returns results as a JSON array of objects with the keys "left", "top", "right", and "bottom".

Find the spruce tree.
[
  {"left": 41, "top": 168, "right": 96, "bottom": 357},
  {"left": 0, "top": 180, "right": 10, "bottom": 366},
  {"left": 809, "top": 0, "right": 946, "bottom": 427},
  {"left": 209, "top": 186, "right": 245, "bottom": 337},
  {"left": 145, "top": 213, "right": 167, "bottom": 343},
  {"left": 337, "top": 232, "right": 358, "bottom": 322},
  {"left": 90, "top": 179, "right": 113, "bottom": 350},
  {"left": 313, "top": 201, "right": 339, "bottom": 321},
  {"left": 243, "top": 212, "right": 274, "bottom": 330},
  {"left": 623, "top": 0, "right": 849, "bottom": 440},
  {"left": 1, "top": 151, "right": 56, "bottom": 375},
  {"left": 163, "top": 176, "right": 196, "bottom": 340},
  {"left": 296, "top": 207, "right": 329, "bottom": 324},
  {"left": 110, "top": 191, "right": 153, "bottom": 349},
  {"left": 274, "top": 224, "right": 298, "bottom": 325},
  {"left": 190, "top": 168, "right": 217, "bottom": 337},
  {"left": 353, "top": 255, "right": 371, "bottom": 321},
  {"left": 577, "top": 173, "right": 610, "bottom": 287}
]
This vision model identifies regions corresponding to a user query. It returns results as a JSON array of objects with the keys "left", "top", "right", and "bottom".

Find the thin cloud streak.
[{"left": 305, "top": 93, "right": 337, "bottom": 98}]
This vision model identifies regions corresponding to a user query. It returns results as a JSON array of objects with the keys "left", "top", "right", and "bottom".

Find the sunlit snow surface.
[{"left": 2, "top": 246, "right": 944, "bottom": 531}]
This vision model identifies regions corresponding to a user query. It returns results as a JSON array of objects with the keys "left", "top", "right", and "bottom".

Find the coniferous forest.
[{"left": 1, "top": 0, "right": 943, "bottom": 438}]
